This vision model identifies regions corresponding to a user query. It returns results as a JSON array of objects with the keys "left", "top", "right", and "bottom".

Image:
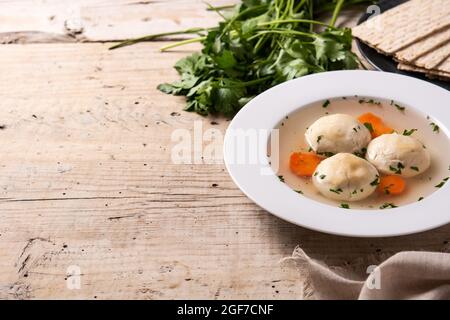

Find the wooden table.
[{"left": 0, "top": 0, "right": 448, "bottom": 300}]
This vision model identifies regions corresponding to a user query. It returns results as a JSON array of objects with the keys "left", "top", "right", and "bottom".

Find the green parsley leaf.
[
  {"left": 370, "top": 176, "right": 380, "bottom": 186},
  {"left": 114, "top": 1, "right": 368, "bottom": 117},
  {"left": 430, "top": 122, "right": 440, "bottom": 133},
  {"left": 364, "top": 122, "right": 374, "bottom": 133},
  {"left": 435, "top": 177, "right": 449, "bottom": 188},
  {"left": 317, "top": 151, "right": 335, "bottom": 157},
  {"left": 380, "top": 203, "right": 397, "bottom": 209},
  {"left": 317, "top": 135, "right": 323, "bottom": 143},
  {"left": 359, "top": 98, "right": 381, "bottom": 105},
  {"left": 394, "top": 103, "right": 405, "bottom": 111},
  {"left": 402, "top": 129, "right": 417, "bottom": 136},
  {"left": 389, "top": 163, "right": 404, "bottom": 174}
]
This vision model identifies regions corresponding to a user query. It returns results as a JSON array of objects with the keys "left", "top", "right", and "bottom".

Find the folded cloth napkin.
[{"left": 283, "top": 247, "right": 450, "bottom": 300}]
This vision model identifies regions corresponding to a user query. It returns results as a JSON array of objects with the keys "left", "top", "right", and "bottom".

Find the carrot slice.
[
  {"left": 289, "top": 152, "right": 323, "bottom": 177},
  {"left": 358, "top": 112, "right": 383, "bottom": 126},
  {"left": 377, "top": 175, "right": 406, "bottom": 195},
  {"left": 374, "top": 126, "right": 395, "bottom": 137},
  {"left": 357, "top": 112, "right": 394, "bottom": 138}
]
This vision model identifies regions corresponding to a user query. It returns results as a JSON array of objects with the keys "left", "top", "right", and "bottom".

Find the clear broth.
[{"left": 272, "top": 97, "right": 450, "bottom": 210}]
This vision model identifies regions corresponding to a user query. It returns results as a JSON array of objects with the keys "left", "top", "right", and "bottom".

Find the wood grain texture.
[
  {"left": 0, "top": 1, "right": 449, "bottom": 300},
  {"left": 0, "top": 42, "right": 449, "bottom": 299},
  {"left": 0, "top": 0, "right": 236, "bottom": 43}
]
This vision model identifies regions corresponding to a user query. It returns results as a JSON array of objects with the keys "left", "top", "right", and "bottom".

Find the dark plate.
[{"left": 355, "top": 0, "right": 449, "bottom": 90}]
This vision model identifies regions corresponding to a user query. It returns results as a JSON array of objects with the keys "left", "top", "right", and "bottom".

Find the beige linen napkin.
[{"left": 283, "top": 247, "right": 450, "bottom": 300}]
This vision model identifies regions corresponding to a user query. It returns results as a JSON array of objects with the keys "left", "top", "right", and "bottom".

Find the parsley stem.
[
  {"left": 204, "top": 1, "right": 227, "bottom": 20},
  {"left": 253, "top": 35, "right": 268, "bottom": 55},
  {"left": 206, "top": 4, "right": 235, "bottom": 11},
  {"left": 221, "top": 4, "right": 268, "bottom": 36},
  {"left": 316, "top": 0, "right": 372, "bottom": 15},
  {"left": 330, "top": 0, "right": 345, "bottom": 27},
  {"left": 259, "top": 19, "right": 334, "bottom": 28},
  {"left": 248, "top": 29, "right": 318, "bottom": 41},
  {"left": 294, "top": 0, "right": 307, "bottom": 13},
  {"left": 226, "top": 76, "right": 272, "bottom": 87},
  {"left": 109, "top": 28, "right": 210, "bottom": 50},
  {"left": 160, "top": 37, "right": 207, "bottom": 52}
]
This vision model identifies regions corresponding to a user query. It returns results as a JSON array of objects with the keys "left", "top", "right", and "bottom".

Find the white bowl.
[{"left": 223, "top": 70, "right": 450, "bottom": 237}]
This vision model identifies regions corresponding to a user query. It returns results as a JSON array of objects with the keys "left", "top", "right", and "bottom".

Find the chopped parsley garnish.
[
  {"left": 389, "top": 165, "right": 398, "bottom": 173},
  {"left": 352, "top": 127, "right": 358, "bottom": 132},
  {"left": 340, "top": 203, "right": 350, "bottom": 209},
  {"left": 359, "top": 98, "right": 381, "bottom": 105},
  {"left": 430, "top": 122, "right": 440, "bottom": 133},
  {"left": 317, "top": 135, "right": 323, "bottom": 143},
  {"left": 402, "top": 129, "right": 417, "bottom": 136},
  {"left": 389, "top": 162, "right": 404, "bottom": 174},
  {"left": 383, "top": 184, "right": 394, "bottom": 195},
  {"left": 353, "top": 148, "right": 367, "bottom": 158},
  {"left": 390, "top": 100, "right": 405, "bottom": 111},
  {"left": 317, "top": 151, "right": 334, "bottom": 157},
  {"left": 295, "top": 190, "right": 303, "bottom": 194},
  {"left": 142, "top": 1, "right": 363, "bottom": 117},
  {"left": 322, "top": 100, "right": 330, "bottom": 108},
  {"left": 364, "top": 122, "right": 374, "bottom": 133},
  {"left": 278, "top": 175, "right": 285, "bottom": 183},
  {"left": 394, "top": 103, "right": 405, "bottom": 111},
  {"left": 435, "top": 177, "right": 449, "bottom": 188},
  {"left": 314, "top": 172, "right": 319, "bottom": 177},
  {"left": 410, "top": 166, "right": 419, "bottom": 172},
  {"left": 351, "top": 190, "right": 357, "bottom": 195},
  {"left": 329, "top": 188, "right": 343, "bottom": 194},
  {"left": 380, "top": 203, "right": 397, "bottom": 209},
  {"left": 320, "top": 174, "right": 326, "bottom": 180},
  {"left": 370, "top": 176, "right": 380, "bottom": 186},
  {"left": 418, "top": 197, "right": 424, "bottom": 201}
]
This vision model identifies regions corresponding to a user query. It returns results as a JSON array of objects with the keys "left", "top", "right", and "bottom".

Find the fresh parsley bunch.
[{"left": 112, "top": 0, "right": 373, "bottom": 117}]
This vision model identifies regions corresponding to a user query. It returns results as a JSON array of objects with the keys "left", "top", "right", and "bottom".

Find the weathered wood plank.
[
  {"left": 0, "top": 42, "right": 449, "bottom": 299},
  {"left": 0, "top": 0, "right": 367, "bottom": 44},
  {"left": 0, "top": 0, "right": 235, "bottom": 43}
]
